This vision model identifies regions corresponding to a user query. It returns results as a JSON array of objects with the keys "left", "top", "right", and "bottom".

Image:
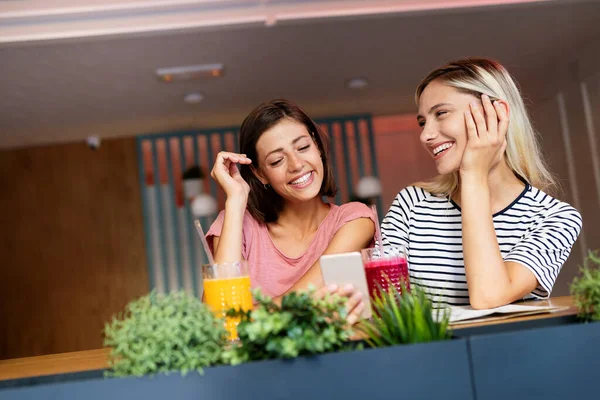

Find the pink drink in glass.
[{"left": 363, "top": 248, "right": 410, "bottom": 299}]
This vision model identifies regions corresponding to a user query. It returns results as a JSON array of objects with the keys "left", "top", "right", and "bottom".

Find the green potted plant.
[
  {"left": 215, "top": 288, "right": 470, "bottom": 399},
  {"left": 222, "top": 289, "right": 355, "bottom": 365},
  {"left": 4, "top": 288, "right": 473, "bottom": 399},
  {"left": 103, "top": 291, "right": 227, "bottom": 377},
  {"left": 570, "top": 249, "right": 600, "bottom": 321},
  {"left": 357, "top": 284, "right": 452, "bottom": 348}
]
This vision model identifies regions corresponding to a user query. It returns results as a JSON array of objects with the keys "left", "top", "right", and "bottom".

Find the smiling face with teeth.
[
  {"left": 416, "top": 79, "right": 479, "bottom": 175},
  {"left": 253, "top": 119, "right": 325, "bottom": 203}
]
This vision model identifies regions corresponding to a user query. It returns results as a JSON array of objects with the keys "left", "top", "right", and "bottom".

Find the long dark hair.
[{"left": 239, "top": 99, "right": 337, "bottom": 223}]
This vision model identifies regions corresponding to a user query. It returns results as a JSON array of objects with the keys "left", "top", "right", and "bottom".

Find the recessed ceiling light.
[
  {"left": 156, "top": 64, "right": 224, "bottom": 82},
  {"left": 346, "top": 77, "right": 369, "bottom": 90},
  {"left": 184, "top": 92, "right": 204, "bottom": 104}
]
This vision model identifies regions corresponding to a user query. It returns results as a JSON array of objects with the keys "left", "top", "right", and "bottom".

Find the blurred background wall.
[{"left": 0, "top": 0, "right": 598, "bottom": 359}]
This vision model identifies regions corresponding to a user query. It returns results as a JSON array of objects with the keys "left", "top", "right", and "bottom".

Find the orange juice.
[{"left": 203, "top": 276, "right": 252, "bottom": 340}]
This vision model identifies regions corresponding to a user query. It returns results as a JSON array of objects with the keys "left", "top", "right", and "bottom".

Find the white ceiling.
[{"left": 1, "top": 0, "right": 599, "bottom": 149}]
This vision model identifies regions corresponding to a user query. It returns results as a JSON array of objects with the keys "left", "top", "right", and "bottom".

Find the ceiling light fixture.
[
  {"left": 184, "top": 92, "right": 205, "bottom": 104},
  {"left": 156, "top": 63, "right": 224, "bottom": 82},
  {"left": 346, "top": 77, "right": 369, "bottom": 90}
]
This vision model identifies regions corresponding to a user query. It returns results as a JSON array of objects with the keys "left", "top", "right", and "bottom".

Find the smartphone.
[{"left": 320, "top": 252, "right": 372, "bottom": 319}]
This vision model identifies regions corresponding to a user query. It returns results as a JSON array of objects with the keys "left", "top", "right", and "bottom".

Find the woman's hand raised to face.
[
  {"left": 210, "top": 152, "right": 252, "bottom": 202},
  {"left": 459, "top": 94, "right": 509, "bottom": 179}
]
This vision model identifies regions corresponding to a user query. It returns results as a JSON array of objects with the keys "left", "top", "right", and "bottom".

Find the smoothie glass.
[
  {"left": 361, "top": 245, "right": 410, "bottom": 299},
  {"left": 202, "top": 261, "right": 252, "bottom": 341}
]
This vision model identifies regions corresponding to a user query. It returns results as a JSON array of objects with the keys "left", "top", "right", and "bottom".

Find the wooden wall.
[{"left": 0, "top": 138, "right": 149, "bottom": 360}]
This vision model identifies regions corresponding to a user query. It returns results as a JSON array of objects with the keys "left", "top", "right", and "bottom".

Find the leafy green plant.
[
  {"left": 222, "top": 289, "right": 355, "bottom": 365},
  {"left": 570, "top": 249, "right": 600, "bottom": 322},
  {"left": 358, "top": 284, "right": 451, "bottom": 348},
  {"left": 104, "top": 291, "right": 228, "bottom": 377}
]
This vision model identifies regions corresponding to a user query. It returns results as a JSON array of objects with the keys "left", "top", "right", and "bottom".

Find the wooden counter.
[{"left": 0, "top": 348, "right": 110, "bottom": 381}]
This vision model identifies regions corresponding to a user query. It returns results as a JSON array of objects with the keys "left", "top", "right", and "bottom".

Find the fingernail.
[
  {"left": 347, "top": 315, "right": 358, "bottom": 325},
  {"left": 481, "top": 94, "right": 489, "bottom": 100},
  {"left": 470, "top": 101, "right": 478, "bottom": 108},
  {"left": 328, "top": 284, "right": 338, "bottom": 292},
  {"left": 353, "top": 292, "right": 363, "bottom": 300},
  {"left": 343, "top": 284, "right": 354, "bottom": 292}
]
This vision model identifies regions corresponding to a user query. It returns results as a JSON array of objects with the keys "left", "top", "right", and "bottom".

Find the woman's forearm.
[
  {"left": 460, "top": 175, "right": 511, "bottom": 308},
  {"left": 213, "top": 198, "right": 246, "bottom": 263}
]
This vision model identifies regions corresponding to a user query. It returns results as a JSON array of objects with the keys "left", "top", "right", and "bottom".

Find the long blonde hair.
[{"left": 414, "top": 58, "right": 556, "bottom": 196}]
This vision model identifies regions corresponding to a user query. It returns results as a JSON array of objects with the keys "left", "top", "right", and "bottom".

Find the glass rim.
[
  {"left": 362, "top": 244, "right": 405, "bottom": 252},
  {"left": 201, "top": 260, "right": 248, "bottom": 268},
  {"left": 361, "top": 244, "right": 406, "bottom": 259},
  {"left": 201, "top": 260, "right": 249, "bottom": 280}
]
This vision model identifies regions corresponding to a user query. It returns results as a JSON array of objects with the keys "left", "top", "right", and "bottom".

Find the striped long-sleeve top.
[{"left": 381, "top": 184, "right": 582, "bottom": 306}]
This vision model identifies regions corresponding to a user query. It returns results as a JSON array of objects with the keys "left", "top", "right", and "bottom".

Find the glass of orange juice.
[{"left": 202, "top": 261, "right": 253, "bottom": 341}]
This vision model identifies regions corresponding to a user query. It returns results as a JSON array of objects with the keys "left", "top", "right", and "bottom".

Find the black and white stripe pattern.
[{"left": 381, "top": 185, "right": 582, "bottom": 306}]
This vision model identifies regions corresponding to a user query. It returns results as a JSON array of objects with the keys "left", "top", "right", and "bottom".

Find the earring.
[{"left": 264, "top": 183, "right": 271, "bottom": 190}]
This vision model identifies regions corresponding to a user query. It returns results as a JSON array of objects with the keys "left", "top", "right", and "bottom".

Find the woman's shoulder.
[
  {"left": 336, "top": 201, "right": 371, "bottom": 213},
  {"left": 393, "top": 185, "right": 441, "bottom": 208},
  {"left": 525, "top": 186, "right": 582, "bottom": 224},
  {"left": 330, "top": 202, "right": 376, "bottom": 225},
  {"left": 525, "top": 186, "right": 581, "bottom": 214}
]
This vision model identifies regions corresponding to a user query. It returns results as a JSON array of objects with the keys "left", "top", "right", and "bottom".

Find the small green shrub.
[
  {"left": 358, "top": 284, "right": 451, "bottom": 348},
  {"left": 222, "top": 289, "right": 354, "bottom": 365},
  {"left": 103, "top": 291, "right": 227, "bottom": 377},
  {"left": 570, "top": 250, "right": 600, "bottom": 322}
]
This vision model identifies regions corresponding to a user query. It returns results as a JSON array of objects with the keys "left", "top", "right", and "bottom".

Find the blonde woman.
[{"left": 381, "top": 58, "right": 582, "bottom": 309}]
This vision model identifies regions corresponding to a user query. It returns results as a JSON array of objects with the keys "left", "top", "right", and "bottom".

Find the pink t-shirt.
[{"left": 206, "top": 202, "right": 375, "bottom": 298}]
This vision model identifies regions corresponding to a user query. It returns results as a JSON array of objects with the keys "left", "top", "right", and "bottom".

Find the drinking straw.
[
  {"left": 371, "top": 204, "right": 384, "bottom": 254},
  {"left": 194, "top": 219, "right": 216, "bottom": 265}
]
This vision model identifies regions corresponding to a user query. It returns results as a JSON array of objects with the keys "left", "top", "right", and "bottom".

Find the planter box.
[
  {"left": 469, "top": 321, "right": 600, "bottom": 400},
  {"left": 1, "top": 339, "right": 473, "bottom": 400}
]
